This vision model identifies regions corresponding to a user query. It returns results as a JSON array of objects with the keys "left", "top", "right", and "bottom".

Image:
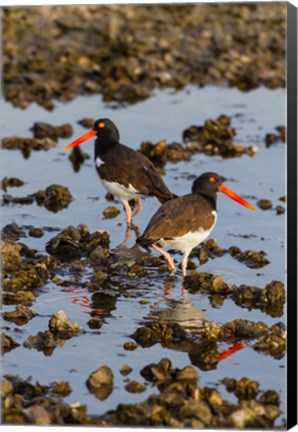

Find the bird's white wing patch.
[{"left": 95, "top": 156, "right": 105, "bottom": 167}]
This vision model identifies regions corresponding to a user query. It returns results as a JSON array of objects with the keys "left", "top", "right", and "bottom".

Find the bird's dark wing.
[
  {"left": 98, "top": 144, "right": 175, "bottom": 202},
  {"left": 138, "top": 194, "right": 216, "bottom": 245}
]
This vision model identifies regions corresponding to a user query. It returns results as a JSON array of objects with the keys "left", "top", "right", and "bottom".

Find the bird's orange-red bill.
[
  {"left": 218, "top": 184, "right": 255, "bottom": 211},
  {"left": 64, "top": 129, "right": 96, "bottom": 150}
]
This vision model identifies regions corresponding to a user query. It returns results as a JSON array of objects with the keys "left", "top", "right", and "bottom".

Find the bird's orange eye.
[
  {"left": 209, "top": 176, "right": 216, "bottom": 182},
  {"left": 98, "top": 122, "right": 105, "bottom": 128}
]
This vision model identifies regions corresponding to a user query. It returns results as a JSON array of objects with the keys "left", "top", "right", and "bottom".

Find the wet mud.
[{"left": 3, "top": 3, "right": 285, "bottom": 110}]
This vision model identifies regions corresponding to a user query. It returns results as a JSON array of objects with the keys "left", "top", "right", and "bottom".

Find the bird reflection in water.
[
  {"left": 63, "top": 287, "right": 118, "bottom": 322},
  {"left": 141, "top": 276, "right": 247, "bottom": 371}
]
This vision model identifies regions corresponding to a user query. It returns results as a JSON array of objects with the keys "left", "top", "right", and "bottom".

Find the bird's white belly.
[{"left": 100, "top": 179, "right": 145, "bottom": 201}]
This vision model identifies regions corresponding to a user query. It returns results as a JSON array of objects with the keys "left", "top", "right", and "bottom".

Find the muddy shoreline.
[{"left": 3, "top": 3, "right": 286, "bottom": 110}]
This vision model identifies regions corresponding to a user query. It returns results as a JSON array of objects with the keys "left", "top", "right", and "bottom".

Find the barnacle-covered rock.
[
  {"left": 139, "top": 140, "right": 192, "bottom": 169},
  {"left": 3, "top": 290, "right": 36, "bottom": 306},
  {"left": 3, "top": 3, "right": 285, "bottom": 111},
  {"left": 265, "top": 126, "right": 286, "bottom": 147},
  {"left": 229, "top": 247, "right": 270, "bottom": 269},
  {"left": 257, "top": 199, "right": 273, "bottom": 210},
  {"left": 31, "top": 122, "right": 73, "bottom": 140},
  {"left": 78, "top": 118, "right": 95, "bottom": 129},
  {"left": 28, "top": 227, "right": 44, "bottom": 238},
  {"left": 2, "top": 333, "right": 20, "bottom": 353},
  {"left": 120, "top": 364, "right": 133, "bottom": 376},
  {"left": 223, "top": 377, "right": 259, "bottom": 400},
  {"left": 220, "top": 319, "right": 268, "bottom": 341},
  {"left": 2, "top": 223, "right": 26, "bottom": 241},
  {"left": 232, "top": 280, "right": 285, "bottom": 317},
  {"left": 1, "top": 177, "right": 25, "bottom": 192},
  {"left": 103, "top": 206, "right": 120, "bottom": 219},
  {"left": 46, "top": 224, "right": 110, "bottom": 261},
  {"left": 48, "top": 310, "right": 82, "bottom": 338},
  {"left": 3, "top": 305, "right": 36, "bottom": 326},
  {"left": 253, "top": 322, "right": 286, "bottom": 359},
  {"left": 182, "top": 116, "right": 257, "bottom": 158},
  {"left": 2, "top": 375, "right": 90, "bottom": 425},
  {"left": 125, "top": 381, "right": 146, "bottom": 393},
  {"left": 183, "top": 272, "right": 232, "bottom": 295},
  {"left": 132, "top": 323, "right": 188, "bottom": 348},
  {"left": 2, "top": 136, "right": 56, "bottom": 152},
  {"left": 2, "top": 263, "right": 51, "bottom": 293},
  {"left": 86, "top": 365, "right": 114, "bottom": 401},
  {"left": 35, "top": 184, "right": 73, "bottom": 212}
]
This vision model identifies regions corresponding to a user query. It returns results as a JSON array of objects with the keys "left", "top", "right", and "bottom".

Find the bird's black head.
[
  {"left": 192, "top": 172, "right": 224, "bottom": 197},
  {"left": 64, "top": 118, "right": 120, "bottom": 152},
  {"left": 92, "top": 118, "right": 120, "bottom": 143},
  {"left": 192, "top": 172, "right": 255, "bottom": 211}
]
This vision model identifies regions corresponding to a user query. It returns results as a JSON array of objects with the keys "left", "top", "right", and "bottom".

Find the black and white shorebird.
[
  {"left": 137, "top": 172, "right": 255, "bottom": 277},
  {"left": 64, "top": 118, "right": 176, "bottom": 225}
]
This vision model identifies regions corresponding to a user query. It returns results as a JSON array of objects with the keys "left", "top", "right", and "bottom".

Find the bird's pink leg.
[
  {"left": 131, "top": 198, "right": 143, "bottom": 220},
  {"left": 152, "top": 243, "right": 176, "bottom": 273},
  {"left": 122, "top": 200, "right": 132, "bottom": 225},
  {"left": 181, "top": 250, "right": 191, "bottom": 277}
]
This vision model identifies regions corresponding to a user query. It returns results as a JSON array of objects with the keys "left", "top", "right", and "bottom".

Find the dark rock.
[
  {"left": 275, "top": 205, "right": 285, "bottom": 215},
  {"left": 31, "top": 122, "right": 73, "bottom": 140},
  {"left": 103, "top": 206, "right": 120, "bottom": 219},
  {"left": 253, "top": 322, "right": 286, "bottom": 359},
  {"left": 87, "top": 319, "right": 103, "bottom": 330},
  {"left": 28, "top": 228, "right": 44, "bottom": 238},
  {"left": 46, "top": 224, "right": 109, "bottom": 261},
  {"left": 2, "top": 333, "right": 20, "bottom": 353},
  {"left": 183, "top": 272, "right": 231, "bottom": 295},
  {"left": 35, "top": 184, "right": 73, "bottom": 212},
  {"left": 259, "top": 390, "right": 280, "bottom": 406},
  {"left": 48, "top": 310, "right": 82, "bottom": 338},
  {"left": 1, "top": 377, "right": 14, "bottom": 396},
  {"left": 223, "top": 377, "right": 259, "bottom": 400},
  {"left": 3, "top": 290, "right": 36, "bottom": 306},
  {"left": 1, "top": 177, "right": 25, "bottom": 192},
  {"left": 86, "top": 365, "right": 114, "bottom": 401},
  {"left": 50, "top": 381, "right": 72, "bottom": 397},
  {"left": 179, "top": 400, "right": 212, "bottom": 425},
  {"left": 2, "top": 223, "right": 26, "bottom": 240},
  {"left": 78, "top": 118, "right": 95, "bottom": 129},
  {"left": 257, "top": 199, "right": 273, "bottom": 210},
  {"left": 125, "top": 381, "right": 146, "bottom": 393},
  {"left": 220, "top": 319, "right": 268, "bottom": 341},
  {"left": 3, "top": 305, "right": 36, "bottom": 326},
  {"left": 2, "top": 375, "right": 90, "bottom": 425},
  {"left": 123, "top": 341, "right": 138, "bottom": 351},
  {"left": 120, "top": 364, "right": 133, "bottom": 376},
  {"left": 232, "top": 280, "right": 285, "bottom": 317},
  {"left": 229, "top": 247, "right": 270, "bottom": 269},
  {"left": 2, "top": 136, "right": 56, "bottom": 152},
  {"left": 2, "top": 193, "right": 35, "bottom": 206},
  {"left": 23, "top": 405, "right": 51, "bottom": 425},
  {"left": 182, "top": 116, "right": 257, "bottom": 159}
]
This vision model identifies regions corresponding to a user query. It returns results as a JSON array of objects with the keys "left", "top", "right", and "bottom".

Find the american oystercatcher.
[
  {"left": 64, "top": 118, "right": 176, "bottom": 224},
  {"left": 137, "top": 172, "right": 255, "bottom": 276}
]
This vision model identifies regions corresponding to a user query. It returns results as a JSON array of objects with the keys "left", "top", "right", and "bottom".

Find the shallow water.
[{"left": 2, "top": 85, "right": 286, "bottom": 421}]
